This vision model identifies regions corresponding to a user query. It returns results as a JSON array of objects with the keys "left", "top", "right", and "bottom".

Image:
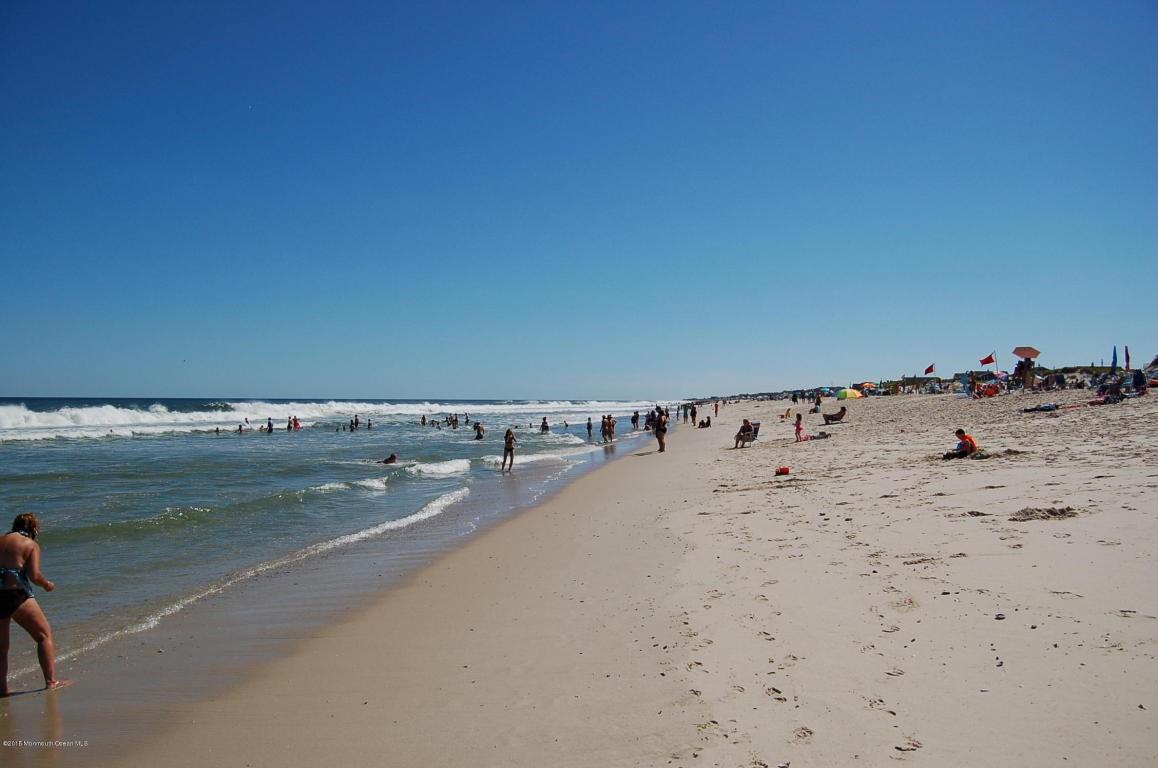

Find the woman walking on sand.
[
  {"left": 501, "top": 429, "right": 517, "bottom": 473},
  {"left": 1, "top": 513, "right": 68, "bottom": 695}
]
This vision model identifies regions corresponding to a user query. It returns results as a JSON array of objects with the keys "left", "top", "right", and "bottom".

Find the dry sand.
[{"left": 65, "top": 392, "right": 1158, "bottom": 766}]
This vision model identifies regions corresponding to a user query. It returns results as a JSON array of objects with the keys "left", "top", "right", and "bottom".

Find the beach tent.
[{"left": 837, "top": 388, "right": 863, "bottom": 400}]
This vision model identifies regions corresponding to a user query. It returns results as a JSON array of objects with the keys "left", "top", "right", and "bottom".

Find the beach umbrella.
[
  {"left": 1110, "top": 346, "right": 1118, "bottom": 374},
  {"left": 1011, "top": 346, "right": 1040, "bottom": 360},
  {"left": 837, "top": 388, "right": 863, "bottom": 400},
  {"left": 859, "top": 382, "right": 876, "bottom": 389}
]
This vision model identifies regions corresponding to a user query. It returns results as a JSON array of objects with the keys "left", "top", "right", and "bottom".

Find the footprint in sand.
[
  {"left": 885, "top": 667, "right": 905, "bottom": 677},
  {"left": 866, "top": 697, "right": 897, "bottom": 716},
  {"left": 895, "top": 737, "right": 923, "bottom": 752},
  {"left": 792, "top": 726, "right": 814, "bottom": 744}
]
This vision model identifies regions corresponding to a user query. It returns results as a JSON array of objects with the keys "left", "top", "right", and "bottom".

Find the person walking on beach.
[
  {"left": 654, "top": 408, "right": 668, "bottom": 452},
  {"left": 587, "top": 417, "right": 593, "bottom": 440},
  {"left": 501, "top": 429, "right": 517, "bottom": 472},
  {"left": 1, "top": 514, "right": 68, "bottom": 695}
]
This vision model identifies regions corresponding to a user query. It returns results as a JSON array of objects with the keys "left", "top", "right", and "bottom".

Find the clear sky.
[{"left": 2, "top": 1, "right": 1155, "bottom": 399}]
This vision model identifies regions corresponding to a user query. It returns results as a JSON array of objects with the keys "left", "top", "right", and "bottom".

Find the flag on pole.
[
  {"left": 924, "top": 364, "right": 935, "bottom": 375},
  {"left": 979, "top": 352, "right": 996, "bottom": 366}
]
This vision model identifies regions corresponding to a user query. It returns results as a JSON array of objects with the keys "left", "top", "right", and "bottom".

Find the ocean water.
[{"left": 0, "top": 397, "right": 662, "bottom": 678}]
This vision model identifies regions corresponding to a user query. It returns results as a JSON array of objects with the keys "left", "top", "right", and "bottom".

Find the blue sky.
[{"left": 2, "top": 1, "right": 1154, "bottom": 399}]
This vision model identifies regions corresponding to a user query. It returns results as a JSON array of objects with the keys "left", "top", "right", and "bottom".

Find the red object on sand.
[{"left": 776, "top": 467, "right": 790, "bottom": 476}]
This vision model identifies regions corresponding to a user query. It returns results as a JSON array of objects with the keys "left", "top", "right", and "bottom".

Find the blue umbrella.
[{"left": 1110, "top": 346, "right": 1118, "bottom": 374}]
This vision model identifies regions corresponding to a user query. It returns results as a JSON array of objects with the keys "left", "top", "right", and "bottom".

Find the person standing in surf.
[
  {"left": 1, "top": 514, "right": 68, "bottom": 696},
  {"left": 501, "top": 429, "right": 517, "bottom": 473}
]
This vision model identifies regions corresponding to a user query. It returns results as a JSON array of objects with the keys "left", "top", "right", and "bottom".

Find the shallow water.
[{"left": 0, "top": 397, "right": 662, "bottom": 679}]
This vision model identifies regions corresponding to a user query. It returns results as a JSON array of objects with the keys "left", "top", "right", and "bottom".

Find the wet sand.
[{"left": 9, "top": 391, "right": 1157, "bottom": 767}]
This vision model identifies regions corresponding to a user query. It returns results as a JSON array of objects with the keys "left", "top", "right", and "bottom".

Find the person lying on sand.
[
  {"left": 942, "top": 429, "right": 978, "bottom": 460},
  {"left": 822, "top": 406, "right": 847, "bottom": 425}
]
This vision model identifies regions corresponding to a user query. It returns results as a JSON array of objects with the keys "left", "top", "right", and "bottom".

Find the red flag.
[
  {"left": 924, "top": 364, "right": 935, "bottom": 375},
  {"left": 979, "top": 353, "right": 995, "bottom": 366}
]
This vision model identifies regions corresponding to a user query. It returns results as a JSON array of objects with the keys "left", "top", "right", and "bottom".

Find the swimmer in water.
[
  {"left": 380, "top": 453, "right": 397, "bottom": 464},
  {"left": 474, "top": 422, "right": 485, "bottom": 440}
]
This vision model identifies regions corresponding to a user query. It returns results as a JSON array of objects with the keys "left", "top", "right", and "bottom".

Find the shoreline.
[
  {"left": 1, "top": 422, "right": 676, "bottom": 766},
  {"left": 89, "top": 419, "right": 709, "bottom": 767},
  {"left": 6, "top": 392, "right": 1157, "bottom": 766}
]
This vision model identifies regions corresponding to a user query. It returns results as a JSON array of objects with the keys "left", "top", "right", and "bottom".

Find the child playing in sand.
[
  {"left": 794, "top": 414, "right": 830, "bottom": 442},
  {"left": 943, "top": 429, "right": 978, "bottom": 459}
]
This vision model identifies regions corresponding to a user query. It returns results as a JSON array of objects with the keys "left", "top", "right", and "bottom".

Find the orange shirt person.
[{"left": 943, "top": 429, "right": 978, "bottom": 459}]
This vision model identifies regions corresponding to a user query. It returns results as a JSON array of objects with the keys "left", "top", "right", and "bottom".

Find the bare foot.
[{"left": 45, "top": 679, "right": 73, "bottom": 692}]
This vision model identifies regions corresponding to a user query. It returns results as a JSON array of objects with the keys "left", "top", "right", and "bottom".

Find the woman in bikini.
[
  {"left": 1, "top": 513, "right": 67, "bottom": 695},
  {"left": 501, "top": 429, "right": 517, "bottom": 473}
]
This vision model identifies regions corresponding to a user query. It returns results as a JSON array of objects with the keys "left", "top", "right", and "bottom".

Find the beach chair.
[
  {"left": 737, "top": 422, "right": 760, "bottom": 446},
  {"left": 822, "top": 408, "right": 847, "bottom": 425}
]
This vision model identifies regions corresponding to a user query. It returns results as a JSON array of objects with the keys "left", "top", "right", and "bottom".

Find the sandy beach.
[{"left": 11, "top": 391, "right": 1155, "bottom": 767}]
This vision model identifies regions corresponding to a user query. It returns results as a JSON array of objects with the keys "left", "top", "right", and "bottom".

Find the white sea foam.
[
  {"left": 479, "top": 452, "right": 569, "bottom": 468},
  {"left": 541, "top": 432, "right": 586, "bottom": 445},
  {"left": 351, "top": 478, "right": 389, "bottom": 492},
  {"left": 310, "top": 481, "right": 351, "bottom": 492},
  {"left": 0, "top": 399, "right": 663, "bottom": 441},
  {"left": 21, "top": 486, "right": 471, "bottom": 678},
  {"left": 405, "top": 458, "right": 471, "bottom": 476}
]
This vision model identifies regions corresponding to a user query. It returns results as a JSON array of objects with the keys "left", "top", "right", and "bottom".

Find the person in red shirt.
[{"left": 943, "top": 429, "right": 979, "bottom": 459}]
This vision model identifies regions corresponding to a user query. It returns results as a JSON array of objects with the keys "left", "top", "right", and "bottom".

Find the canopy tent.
[{"left": 837, "top": 388, "right": 864, "bottom": 400}]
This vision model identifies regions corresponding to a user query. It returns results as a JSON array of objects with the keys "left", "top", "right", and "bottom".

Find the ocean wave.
[
  {"left": 351, "top": 478, "right": 389, "bottom": 492},
  {"left": 0, "top": 399, "right": 662, "bottom": 441},
  {"left": 478, "top": 452, "right": 569, "bottom": 468},
  {"left": 405, "top": 458, "right": 471, "bottom": 476},
  {"left": 540, "top": 432, "right": 586, "bottom": 445},
  {"left": 21, "top": 487, "right": 472, "bottom": 678},
  {"left": 310, "top": 481, "right": 351, "bottom": 493}
]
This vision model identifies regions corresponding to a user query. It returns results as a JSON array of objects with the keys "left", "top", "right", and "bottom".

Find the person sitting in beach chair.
[
  {"left": 822, "top": 406, "right": 847, "bottom": 425},
  {"left": 734, "top": 419, "right": 756, "bottom": 448},
  {"left": 942, "top": 429, "right": 978, "bottom": 460}
]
